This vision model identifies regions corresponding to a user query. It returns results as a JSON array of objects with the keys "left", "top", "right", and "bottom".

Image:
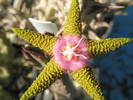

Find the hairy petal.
[
  {"left": 53, "top": 36, "right": 90, "bottom": 73},
  {"left": 20, "top": 58, "right": 64, "bottom": 100},
  {"left": 12, "top": 28, "right": 57, "bottom": 54},
  {"left": 87, "top": 38, "right": 133, "bottom": 57},
  {"left": 63, "top": 0, "right": 81, "bottom": 35},
  {"left": 71, "top": 67, "right": 105, "bottom": 100}
]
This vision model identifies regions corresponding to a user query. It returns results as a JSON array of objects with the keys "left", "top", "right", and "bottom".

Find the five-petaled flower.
[{"left": 12, "top": 0, "right": 133, "bottom": 100}]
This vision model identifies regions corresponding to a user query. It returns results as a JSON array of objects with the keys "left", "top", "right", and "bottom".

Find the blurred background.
[{"left": 0, "top": 0, "right": 133, "bottom": 100}]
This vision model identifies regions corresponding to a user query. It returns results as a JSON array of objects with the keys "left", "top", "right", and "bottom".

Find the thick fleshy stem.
[
  {"left": 20, "top": 59, "right": 64, "bottom": 100},
  {"left": 71, "top": 67, "right": 105, "bottom": 100},
  {"left": 63, "top": 0, "right": 81, "bottom": 35},
  {"left": 12, "top": 28, "right": 57, "bottom": 55},
  {"left": 88, "top": 38, "right": 133, "bottom": 57}
]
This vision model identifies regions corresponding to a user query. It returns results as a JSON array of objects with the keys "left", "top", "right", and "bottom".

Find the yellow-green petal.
[
  {"left": 12, "top": 28, "right": 57, "bottom": 54},
  {"left": 71, "top": 67, "right": 105, "bottom": 100},
  {"left": 87, "top": 38, "right": 133, "bottom": 57},
  {"left": 20, "top": 58, "right": 64, "bottom": 100},
  {"left": 63, "top": 0, "right": 81, "bottom": 36}
]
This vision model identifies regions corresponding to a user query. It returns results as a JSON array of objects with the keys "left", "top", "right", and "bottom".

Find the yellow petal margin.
[
  {"left": 88, "top": 38, "right": 133, "bottom": 57},
  {"left": 71, "top": 67, "right": 105, "bottom": 100},
  {"left": 63, "top": 0, "right": 81, "bottom": 36},
  {"left": 12, "top": 28, "right": 57, "bottom": 54},
  {"left": 20, "top": 58, "right": 64, "bottom": 100}
]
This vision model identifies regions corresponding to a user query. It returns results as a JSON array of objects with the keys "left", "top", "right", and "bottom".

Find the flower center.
[
  {"left": 53, "top": 35, "right": 90, "bottom": 73},
  {"left": 61, "top": 37, "right": 87, "bottom": 61}
]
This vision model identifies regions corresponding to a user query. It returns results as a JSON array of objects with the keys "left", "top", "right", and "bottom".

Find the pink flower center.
[
  {"left": 61, "top": 37, "right": 87, "bottom": 61},
  {"left": 53, "top": 36, "right": 90, "bottom": 73}
]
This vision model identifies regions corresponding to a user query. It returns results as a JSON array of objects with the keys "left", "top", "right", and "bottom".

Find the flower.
[
  {"left": 12, "top": 0, "right": 133, "bottom": 100},
  {"left": 53, "top": 35, "right": 90, "bottom": 73}
]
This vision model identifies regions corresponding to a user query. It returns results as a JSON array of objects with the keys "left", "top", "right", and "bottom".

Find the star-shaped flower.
[{"left": 12, "top": 0, "right": 133, "bottom": 100}]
